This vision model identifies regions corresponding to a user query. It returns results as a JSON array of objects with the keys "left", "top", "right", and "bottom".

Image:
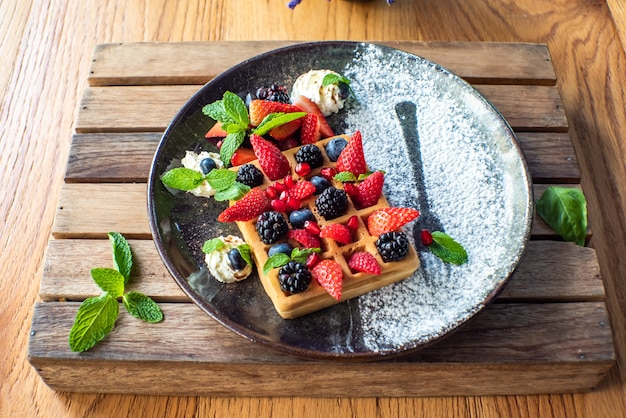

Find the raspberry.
[
  {"left": 375, "top": 231, "right": 410, "bottom": 262},
  {"left": 236, "top": 164, "right": 264, "bottom": 188},
  {"left": 315, "top": 187, "right": 348, "bottom": 220},
  {"left": 295, "top": 144, "right": 324, "bottom": 169},
  {"left": 255, "top": 211, "right": 289, "bottom": 244},
  {"left": 278, "top": 261, "right": 312, "bottom": 294}
]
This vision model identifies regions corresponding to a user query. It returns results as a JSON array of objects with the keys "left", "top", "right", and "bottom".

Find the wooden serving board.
[{"left": 28, "top": 41, "right": 615, "bottom": 396}]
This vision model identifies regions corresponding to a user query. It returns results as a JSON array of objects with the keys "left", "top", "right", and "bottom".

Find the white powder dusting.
[{"left": 340, "top": 44, "right": 532, "bottom": 352}]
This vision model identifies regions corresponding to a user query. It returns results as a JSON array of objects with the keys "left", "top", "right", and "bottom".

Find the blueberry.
[
  {"left": 288, "top": 208, "right": 315, "bottom": 229},
  {"left": 227, "top": 248, "right": 247, "bottom": 271},
  {"left": 310, "top": 175, "right": 331, "bottom": 195},
  {"left": 199, "top": 158, "right": 217, "bottom": 175},
  {"left": 325, "top": 138, "right": 348, "bottom": 162},
  {"left": 268, "top": 242, "right": 293, "bottom": 257},
  {"left": 338, "top": 82, "right": 350, "bottom": 100}
]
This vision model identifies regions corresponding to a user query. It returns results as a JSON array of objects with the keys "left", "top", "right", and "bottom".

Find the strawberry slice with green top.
[
  {"left": 367, "top": 207, "right": 420, "bottom": 236},
  {"left": 312, "top": 259, "right": 343, "bottom": 300},
  {"left": 336, "top": 131, "right": 367, "bottom": 177},
  {"left": 249, "top": 100, "right": 301, "bottom": 127},
  {"left": 250, "top": 134, "right": 291, "bottom": 181},
  {"left": 217, "top": 188, "right": 271, "bottom": 222},
  {"left": 292, "top": 95, "right": 334, "bottom": 138}
]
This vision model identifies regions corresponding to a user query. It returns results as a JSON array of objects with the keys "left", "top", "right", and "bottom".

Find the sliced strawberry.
[
  {"left": 217, "top": 188, "right": 271, "bottom": 222},
  {"left": 230, "top": 147, "right": 257, "bottom": 166},
  {"left": 250, "top": 134, "right": 291, "bottom": 181},
  {"left": 320, "top": 223, "right": 352, "bottom": 245},
  {"left": 342, "top": 182, "right": 359, "bottom": 199},
  {"left": 299, "top": 113, "right": 321, "bottom": 144},
  {"left": 312, "top": 259, "right": 343, "bottom": 300},
  {"left": 248, "top": 100, "right": 301, "bottom": 127},
  {"left": 353, "top": 171, "right": 384, "bottom": 209},
  {"left": 292, "top": 95, "right": 334, "bottom": 138},
  {"left": 269, "top": 119, "right": 302, "bottom": 141},
  {"left": 367, "top": 207, "right": 420, "bottom": 236},
  {"left": 348, "top": 252, "right": 382, "bottom": 275},
  {"left": 205, "top": 121, "right": 228, "bottom": 139},
  {"left": 336, "top": 131, "right": 367, "bottom": 177},
  {"left": 287, "top": 229, "right": 321, "bottom": 249},
  {"left": 288, "top": 180, "right": 316, "bottom": 200}
]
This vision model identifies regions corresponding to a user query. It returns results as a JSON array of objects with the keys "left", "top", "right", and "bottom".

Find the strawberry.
[
  {"left": 348, "top": 252, "right": 381, "bottom": 275},
  {"left": 336, "top": 131, "right": 367, "bottom": 177},
  {"left": 288, "top": 180, "right": 316, "bottom": 200},
  {"left": 288, "top": 229, "right": 321, "bottom": 249},
  {"left": 205, "top": 121, "right": 228, "bottom": 138},
  {"left": 250, "top": 134, "right": 291, "bottom": 181},
  {"left": 269, "top": 119, "right": 301, "bottom": 141},
  {"left": 367, "top": 207, "right": 420, "bottom": 236},
  {"left": 217, "top": 188, "right": 271, "bottom": 222},
  {"left": 342, "top": 182, "right": 359, "bottom": 199},
  {"left": 312, "top": 259, "right": 343, "bottom": 300},
  {"left": 319, "top": 223, "right": 352, "bottom": 245},
  {"left": 299, "top": 113, "right": 321, "bottom": 144},
  {"left": 248, "top": 100, "right": 301, "bottom": 127},
  {"left": 292, "top": 95, "right": 334, "bottom": 138},
  {"left": 230, "top": 147, "right": 257, "bottom": 166},
  {"left": 353, "top": 171, "right": 384, "bottom": 209}
]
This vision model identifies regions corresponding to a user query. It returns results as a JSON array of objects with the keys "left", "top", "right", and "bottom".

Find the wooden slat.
[
  {"left": 74, "top": 84, "right": 568, "bottom": 134},
  {"left": 50, "top": 183, "right": 576, "bottom": 240},
  {"left": 89, "top": 41, "right": 557, "bottom": 87},
  {"left": 64, "top": 132, "right": 580, "bottom": 184},
  {"left": 28, "top": 301, "right": 613, "bottom": 396}
]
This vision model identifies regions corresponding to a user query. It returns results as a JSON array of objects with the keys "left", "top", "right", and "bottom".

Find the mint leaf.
[
  {"left": 322, "top": 73, "right": 351, "bottom": 87},
  {"left": 123, "top": 292, "right": 164, "bottom": 323},
  {"left": 263, "top": 253, "right": 291, "bottom": 274},
  {"left": 69, "top": 294, "right": 119, "bottom": 352},
  {"left": 536, "top": 186, "right": 587, "bottom": 246},
  {"left": 253, "top": 112, "right": 306, "bottom": 136},
  {"left": 219, "top": 131, "right": 246, "bottom": 167},
  {"left": 222, "top": 91, "right": 249, "bottom": 129},
  {"left": 429, "top": 231, "right": 468, "bottom": 265},
  {"left": 108, "top": 232, "right": 132, "bottom": 283},
  {"left": 161, "top": 167, "right": 205, "bottom": 191},
  {"left": 334, "top": 171, "right": 357, "bottom": 183},
  {"left": 290, "top": 247, "right": 320, "bottom": 264},
  {"left": 214, "top": 182, "right": 250, "bottom": 201},
  {"left": 91, "top": 268, "right": 125, "bottom": 298},
  {"left": 237, "top": 244, "right": 252, "bottom": 266},
  {"left": 202, "top": 100, "right": 235, "bottom": 124},
  {"left": 222, "top": 122, "right": 246, "bottom": 134},
  {"left": 205, "top": 168, "right": 237, "bottom": 191},
  {"left": 202, "top": 237, "right": 226, "bottom": 254}
]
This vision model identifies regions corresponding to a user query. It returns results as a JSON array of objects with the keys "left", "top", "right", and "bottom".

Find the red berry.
[
  {"left": 249, "top": 100, "right": 301, "bottom": 127},
  {"left": 250, "top": 134, "right": 290, "bottom": 180},
  {"left": 273, "top": 181, "right": 286, "bottom": 193},
  {"left": 271, "top": 198, "right": 288, "bottom": 212},
  {"left": 305, "top": 252, "right": 321, "bottom": 269},
  {"left": 286, "top": 196, "right": 301, "bottom": 211},
  {"left": 292, "top": 95, "right": 334, "bottom": 138},
  {"left": 367, "top": 207, "right": 420, "bottom": 236},
  {"left": 320, "top": 167, "right": 337, "bottom": 180},
  {"left": 288, "top": 180, "right": 316, "bottom": 200},
  {"left": 312, "top": 259, "right": 343, "bottom": 300},
  {"left": 348, "top": 252, "right": 382, "bottom": 275},
  {"left": 284, "top": 175, "right": 295, "bottom": 189},
  {"left": 217, "top": 188, "right": 271, "bottom": 222},
  {"left": 288, "top": 229, "right": 321, "bottom": 248},
  {"left": 336, "top": 131, "right": 367, "bottom": 177},
  {"left": 353, "top": 171, "right": 384, "bottom": 209},
  {"left": 295, "top": 162, "right": 311, "bottom": 176},
  {"left": 304, "top": 220, "right": 321, "bottom": 236},
  {"left": 320, "top": 223, "right": 352, "bottom": 245},
  {"left": 421, "top": 229, "right": 433, "bottom": 245},
  {"left": 347, "top": 216, "right": 359, "bottom": 230}
]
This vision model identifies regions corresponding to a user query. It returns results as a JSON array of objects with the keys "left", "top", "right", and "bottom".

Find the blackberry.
[
  {"left": 256, "top": 211, "right": 289, "bottom": 244},
  {"left": 256, "top": 84, "right": 290, "bottom": 103},
  {"left": 295, "top": 144, "right": 324, "bottom": 168},
  {"left": 375, "top": 231, "right": 410, "bottom": 262},
  {"left": 236, "top": 164, "right": 264, "bottom": 188},
  {"left": 278, "top": 261, "right": 312, "bottom": 294},
  {"left": 315, "top": 187, "right": 348, "bottom": 220}
]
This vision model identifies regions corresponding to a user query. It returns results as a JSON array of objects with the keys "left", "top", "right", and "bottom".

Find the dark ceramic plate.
[{"left": 147, "top": 41, "right": 533, "bottom": 361}]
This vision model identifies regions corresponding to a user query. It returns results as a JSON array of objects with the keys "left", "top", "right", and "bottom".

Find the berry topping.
[
  {"left": 227, "top": 248, "right": 247, "bottom": 271},
  {"left": 336, "top": 131, "right": 367, "bottom": 176},
  {"left": 268, "top": 242, "right": 294, "bottom": 258},
  {"left": 288, "top": 179, "right": 316, "bottom": 201},
  {"left": 236, "top": 164, "right": 264, "bottom": 188},
  {"left": 256, "top": 211, "right": 289, "bottom": 244},
  {"left": 375, "top": 231, "right": 410, "bottom": 262},
  {"left": 217, "top": 188, "right": 271, "bottom": 222},
  {"left": 310, "top": 175, "right": 331, "bottom": 195},
  {"left": 367, "top": 207, "right": 420, "bottom": 236},
  {"left": 292, "top": 95, "right": 335, "bottom": 138},
  {"left": 271, "top": 198, "right": 288, "bottom": 212},
  {"left": 346, "top": 215, "right": 360, "bottom": 230},
  {"left": 320, "top": 223, "right": 352, "bottom": 245},
  {"left": 250, "top": 134, "right": 291, "bottom": 181},
  {"left": 351, "top": 171, "right": 384, "bottom": 209},
  {"left": 269, "top": 119, "right": 302, "bottom": 141},
  {"left": 256, "top": 84, "right": 291, "bottom": 103},
  {"left": 305, "top": 252, "right": 321, "bottom": 269},
  {"left": 312, "top": 259, "right": 343, "bottom": 300},
  {"left": 230, "top": 148, "right": 257, "bottom": 166},
  {"left": 303, "top": 220, "right": 321, "bottom": 236},
  {"left": 348, "top": 252, "right": 382, "bottom": 275},
  {"left": 295, "top": 162, "right": 311, "bottom": 176},
  {"left": 287, "top": 229, "right": 321, "bottom": 248},
  {"left": 205, "top": 121, "right": 228, "bottom": 139},
  {"left": 289, "top": 208, "right": 315, "bottom": 229},
  {"left": 315, "top": 187, "right": 349, "bottom": 220},
  {"left": 278, "top": 261, "right": 312, "bottom": 294},
  {"left": 420, "top": 229, "right": 433, "bottom": 245},
  {"left": 199, "top": 158, "right": 217, "bottom": 175},
  {"left": 300, "top": 113, "right": 321, "bottom": 144},
  {"left": 324, "top": 137, "right": 348, "bottom": 162},
  {"left": 320, "top": 167, "right": 337, "bottom": 180},
  {"left": 295, "top": 144, "right": 324, "bottom": 168},
  {"left": 248, "top": 100, "right": 301, "bottom": 127}
]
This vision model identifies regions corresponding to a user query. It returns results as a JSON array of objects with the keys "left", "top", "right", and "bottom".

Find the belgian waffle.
[{"left": 232, "top": 135, "right": 420, "bottom": 319}]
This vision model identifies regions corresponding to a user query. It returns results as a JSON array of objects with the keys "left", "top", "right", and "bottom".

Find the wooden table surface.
[{"left": 2, "top": 0, "right": 626, "bottom": 416}]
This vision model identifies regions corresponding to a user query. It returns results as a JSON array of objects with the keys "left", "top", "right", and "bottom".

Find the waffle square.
[{"left": 232, "top": 135, "right": 420, "bottom": 319}]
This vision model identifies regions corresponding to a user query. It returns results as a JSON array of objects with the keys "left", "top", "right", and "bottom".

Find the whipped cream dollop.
[
  {"left": 291, "top": 69, "right": 347, "bottom": 116},
  {"left": 205, "top": 235, "right": 252, "bottom": 283},
  {"left": 180, "top": 150, "right": 223, "bottom": 197}
]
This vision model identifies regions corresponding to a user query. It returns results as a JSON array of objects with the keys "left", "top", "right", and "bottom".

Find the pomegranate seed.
[
  {"left": 273, "top": 182, "right": 286, "bottom": 193},
  {"left": 216, "top": 140, "right": 223, "bottom": 149},
  {"left": 320, "top": 167, "right": 337, "bottom": 180},
  {"left": 286, "top": 196, "right": 301, "bottom": 211},
  {"left": 271, "top": 199, "right": 288, "bottom": 212},
  {"left": 305, "top": 252, "right": 321, "bottom": 269},
  {"left": 347, "top": 215, "right": 359, "bottom": 230},
  {"left": 421, "top": 229, "right": 433, "bottom": 245},
  {"left": 265, "top": 186, "right": 277, "bottom": 199},
  {"left": 295, "top": 162, "right": 311, "bottom": 177},
  {"left": 284, "top": 175, "right": 295, "bottom": 189},
  {"left": 304, "top": 220, "right": 321, "bottom": 236}
]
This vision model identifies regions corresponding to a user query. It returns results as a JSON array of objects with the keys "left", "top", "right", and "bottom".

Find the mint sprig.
[
  {"left": 69, "top": 233, "right": 164, "bottom": 352},
  {"left": 162, "top": 166, "right": 250, "bottom": 202},
  {"left": 322, "top": 72, "right": 357, "bottom": 102},
  {"left": 263, "top": 247, "right": 320, "bottom": 274},
  {"left": 426, "top": 231, "right": 468, "bottom": 265}
]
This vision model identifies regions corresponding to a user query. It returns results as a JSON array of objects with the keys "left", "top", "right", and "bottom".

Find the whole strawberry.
[
  {"left": 217, "top": 188, "right": 271, "bottom": 222},
  {"left": 312, "top": 259, "right": 343, "bottom": 300},
  {"left": 348, "top": 252, "right": 381, "bottom": 275},
  {"left": 250, "top": 134, "right": 291, "bottom": 181},
  {"left": 353, "top": 170, "right": 384, "bottom": 209},
  {"left": 336, "top": 131, "right": 367, "bottom": 176},
  {"left": 367, "top": 207, "right": 420, "bottom": 236}
]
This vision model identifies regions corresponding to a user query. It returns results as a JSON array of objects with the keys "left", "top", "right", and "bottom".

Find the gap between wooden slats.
[
  {"left": 74, "top": 85, "right": 568, "bottom": 134},
  {"left": 88, "top": 41, "right": 556, "bottom": 87}
]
